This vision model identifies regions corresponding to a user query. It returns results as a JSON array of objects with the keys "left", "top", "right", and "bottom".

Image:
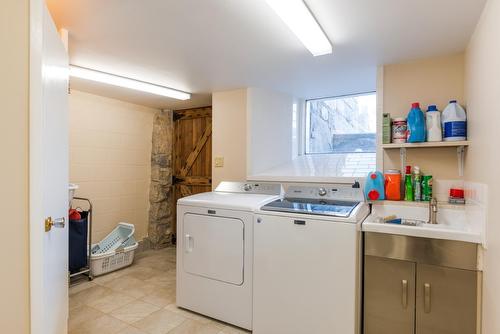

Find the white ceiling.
[{"left": 47, "top": 0, "right": 486, "bottom": 109}]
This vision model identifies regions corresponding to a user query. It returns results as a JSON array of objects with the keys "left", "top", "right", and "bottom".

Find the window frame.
[{"left": 303, "top": 91, "right": 377, "bottom": 155}]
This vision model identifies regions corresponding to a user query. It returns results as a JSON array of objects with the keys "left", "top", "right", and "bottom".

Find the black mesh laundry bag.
[{"left": 69, "top": 210, "right": 89, "bottom": 273}]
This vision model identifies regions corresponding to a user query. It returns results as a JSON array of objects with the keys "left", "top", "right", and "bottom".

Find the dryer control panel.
[{"left": 215, "top": 181, "right": 284, "bottom": 196}]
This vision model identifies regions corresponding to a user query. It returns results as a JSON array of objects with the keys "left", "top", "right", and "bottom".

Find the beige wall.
[
  {"left": 69, "top": 90, "right": 156, "bottom": 241},
  {"left": 382, "top": 53, "right": 465, "bottom": 179},
  {"left": 465, "top": 0, "right": 500, "bottom": 332},
  {"left": 0, "top": 0, "right": 30, "bottom": 332},
  {"left": 212, "top": 89, "right": 248, "bottom": 188}
]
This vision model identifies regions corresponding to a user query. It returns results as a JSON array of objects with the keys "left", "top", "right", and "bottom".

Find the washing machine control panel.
[{"left": 286, "top": 184, "right": 365, "bottom": 202}]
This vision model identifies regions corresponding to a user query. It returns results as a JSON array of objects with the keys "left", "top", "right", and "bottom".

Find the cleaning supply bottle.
[
  {"left": 404, "top": 165, "right": 414, "bottom": 201},
  {"left": 384, "top": 170, "right": 401, "bottom": 201},
  {"left": 407, "top": 102, "right": 426, "bottom": 143},
  {"left": 426, "top": 105, "right": 442, "bottom": 142},
  {"left": 442, "top": 100, "right": 467, "bottom": 141},
  {"left": 413, "top": 166, "right": 422, "bottom": 201}
]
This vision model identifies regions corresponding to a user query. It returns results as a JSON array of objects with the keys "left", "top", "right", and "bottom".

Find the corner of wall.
[
  {"left": 462, "top": 0, "right": 500, "bottom": 332},
  {"left": 376, "top": 66, "right": 384, "bottom": 172}
]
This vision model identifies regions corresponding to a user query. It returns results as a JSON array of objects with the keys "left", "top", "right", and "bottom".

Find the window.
[{"left": 305, "top": 92, "right": 376, "bottom": 154}]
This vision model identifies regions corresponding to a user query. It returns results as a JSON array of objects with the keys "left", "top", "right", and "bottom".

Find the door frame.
[
  {"left": 29, "top": 0, "right": 69, "bottom": 332},
  {"left": 29, "top": 0, "right": 45, "bottom": 331}
]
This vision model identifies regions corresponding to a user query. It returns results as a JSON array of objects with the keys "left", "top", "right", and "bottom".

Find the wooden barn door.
[{"left": 173, "top": 106, "right": 212, "bottom": 241}]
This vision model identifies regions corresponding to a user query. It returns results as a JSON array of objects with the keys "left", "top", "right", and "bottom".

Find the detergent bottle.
[
  {"left": 426, "top": 105, "right": 442, "bottom": 142},
  {"left": 407, "top": 102, "right": 426, "bottom": 143},
  {"left": 364, "top": 171, "right": 385, "bottom": 201}
]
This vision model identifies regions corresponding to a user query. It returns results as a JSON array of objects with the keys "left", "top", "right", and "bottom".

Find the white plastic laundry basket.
[{"left": 90, "top": 223, "right": 138, "bottom": 276}]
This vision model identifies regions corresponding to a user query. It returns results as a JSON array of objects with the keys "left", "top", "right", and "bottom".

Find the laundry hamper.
[
  {"left": 69, "top": 210, "right": 89, "bottom": 274},
  {"left": 90, "top": 223, "right": 138, "bottom": 276}
]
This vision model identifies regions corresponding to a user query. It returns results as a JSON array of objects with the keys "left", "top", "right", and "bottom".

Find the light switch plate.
[{"left": 214, "top": 157, "right": 224, "bottom": 168}]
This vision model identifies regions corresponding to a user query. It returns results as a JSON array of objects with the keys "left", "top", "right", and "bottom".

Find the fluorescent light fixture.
[
  {"left": 69, "top": 65, "right": 191, "bottom": 100},
  {"left": 265, "top": 0, "right": 332, "bottom": 56}
]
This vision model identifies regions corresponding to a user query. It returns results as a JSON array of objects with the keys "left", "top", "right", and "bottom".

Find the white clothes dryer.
[{"left": 176, "top": 181, "right": 283, "bottom": 330}]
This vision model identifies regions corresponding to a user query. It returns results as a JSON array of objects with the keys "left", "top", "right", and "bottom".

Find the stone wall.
[{"left": 146, "top": 110, "right": 174, "bottom": 249}]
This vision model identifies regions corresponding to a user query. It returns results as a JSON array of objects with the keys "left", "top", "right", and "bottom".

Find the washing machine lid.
[
  {"left": 261, "top": 198, "right": 360, "bottom": 218},
  {"left": 178, "top": 192, "right": 282, "bottom": 211},
  {"left": 259, "top": 183, "right": 365, "bottom": 219}
]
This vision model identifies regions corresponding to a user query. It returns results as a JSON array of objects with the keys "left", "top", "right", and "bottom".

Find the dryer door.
[{"left": 183, "top": 213, "right": 244, "bottom": 285}]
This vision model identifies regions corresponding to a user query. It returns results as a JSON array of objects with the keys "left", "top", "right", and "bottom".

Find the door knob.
[{"left": 45, "top": 216, "right": 66, "bottom": 232}]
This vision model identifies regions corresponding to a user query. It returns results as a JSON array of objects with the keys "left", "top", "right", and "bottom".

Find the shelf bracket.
[
  {"left": 400, "top": 147, "right": 407, "bottom": 173},
  {"left": 457, "top": 146, "right": 465, "bottom": 177}
]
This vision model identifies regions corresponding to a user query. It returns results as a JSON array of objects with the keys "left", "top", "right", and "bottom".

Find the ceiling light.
[
  {"left": 69, "top": 65, "right": 191, "bottom": 100},
  {"left": 265, "top": 0, "right": 332, "bottom": 56}
]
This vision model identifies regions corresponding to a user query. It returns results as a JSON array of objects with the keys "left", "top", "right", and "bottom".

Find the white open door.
[{"left": 30, "top": 1, "right": 69, "bottom": 333}]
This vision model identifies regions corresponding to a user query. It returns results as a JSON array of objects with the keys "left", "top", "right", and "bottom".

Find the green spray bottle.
[{"left": 404, "top": 165, "right": 414, "bottom": 201}]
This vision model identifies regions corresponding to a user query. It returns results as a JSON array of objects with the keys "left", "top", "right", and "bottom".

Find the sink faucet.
[{"left": 428, "top": 198, "right": 438, "bottom": 224}]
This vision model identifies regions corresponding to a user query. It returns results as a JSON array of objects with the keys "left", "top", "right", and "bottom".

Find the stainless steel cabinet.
[
  {"left": 416, "top": 264, "right": 478, "bottom": 334},
  {"left": 364, "top": 232, "right": 481, "bottom": 334},
  {"left": 364, "top": 256, "right": 415, "bottom": 334}
]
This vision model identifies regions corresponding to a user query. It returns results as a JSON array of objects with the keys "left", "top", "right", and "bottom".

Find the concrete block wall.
[{"left": 69, "top": 90, "right": 157, "bottom": 241}]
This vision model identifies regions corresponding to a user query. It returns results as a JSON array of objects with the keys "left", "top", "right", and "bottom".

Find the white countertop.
[
  {"left": 362, "top": 201, "right": 483, "bottom": 244},
  {"left": 247, "top": 153, "right": 374, "bottom": 184}
]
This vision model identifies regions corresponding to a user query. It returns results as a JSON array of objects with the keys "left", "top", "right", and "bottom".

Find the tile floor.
[{"left": 69, "top": 247, "right": 250, "bottom": 334}]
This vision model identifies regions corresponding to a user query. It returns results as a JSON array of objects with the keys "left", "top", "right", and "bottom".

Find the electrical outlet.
[{"left": 214, "top": 157, "right": 224, "bottom": 168}]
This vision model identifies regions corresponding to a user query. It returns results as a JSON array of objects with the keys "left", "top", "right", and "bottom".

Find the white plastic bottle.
[
  {"left": 442, "top": 100, "right": 467, "bottom": 141},
  {"left": 426, "top": 105, "right": 442, "bottom": 142}
]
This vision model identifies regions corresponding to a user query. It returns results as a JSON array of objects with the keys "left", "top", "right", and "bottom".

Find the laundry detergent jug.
[
  {"left": 364, "top": 171, "right": 385, "bottom": 201},
  {"left": 407, "top": 102, "right": 426, "bottom": 143},
  {"left": 426, "top": 105, "right": 442, "bottom": 142},
  {"left": 442, "top": 100, "right": 467, "bottom": 141}
]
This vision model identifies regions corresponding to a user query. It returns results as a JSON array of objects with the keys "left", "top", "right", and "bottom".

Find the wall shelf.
[
  {"left": 382, "top": 141, "right": 469, "bottom": 149},
  {"left": 382, "top": 141, "right": 469, "bottom": 177}
]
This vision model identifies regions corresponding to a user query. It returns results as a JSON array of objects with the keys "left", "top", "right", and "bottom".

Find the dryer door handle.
[{"left": 185, "top": 234, "right": 194, "bottom": 253}]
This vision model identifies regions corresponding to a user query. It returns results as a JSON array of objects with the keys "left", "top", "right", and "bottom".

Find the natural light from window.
[{"left": 305, "top": 92, "right": 377, "bottom": 176}]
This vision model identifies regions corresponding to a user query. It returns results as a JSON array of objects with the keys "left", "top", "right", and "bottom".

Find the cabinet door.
[
  {"left": 416, "top": 264, "right": 478, "bottom": 334},
  {"left": 364, "top": 256, "right": 416, "bottom": 334}
]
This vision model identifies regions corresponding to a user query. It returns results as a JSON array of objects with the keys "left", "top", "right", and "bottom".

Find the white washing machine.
[
  {"left": 253, "top": 184, "right": 369, "bottom": 334},
  {"left": 176, "top": 181, "right": 283, "bottom": 330}
]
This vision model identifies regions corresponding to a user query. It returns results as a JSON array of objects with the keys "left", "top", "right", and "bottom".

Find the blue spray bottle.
[{"left": 407, "top": 102, "right": 426, "bottom": 143}]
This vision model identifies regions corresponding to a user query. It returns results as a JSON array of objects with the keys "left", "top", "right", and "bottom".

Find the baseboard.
[{"left": 136, "top": 238, "right": 149, "bottom": 254}]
